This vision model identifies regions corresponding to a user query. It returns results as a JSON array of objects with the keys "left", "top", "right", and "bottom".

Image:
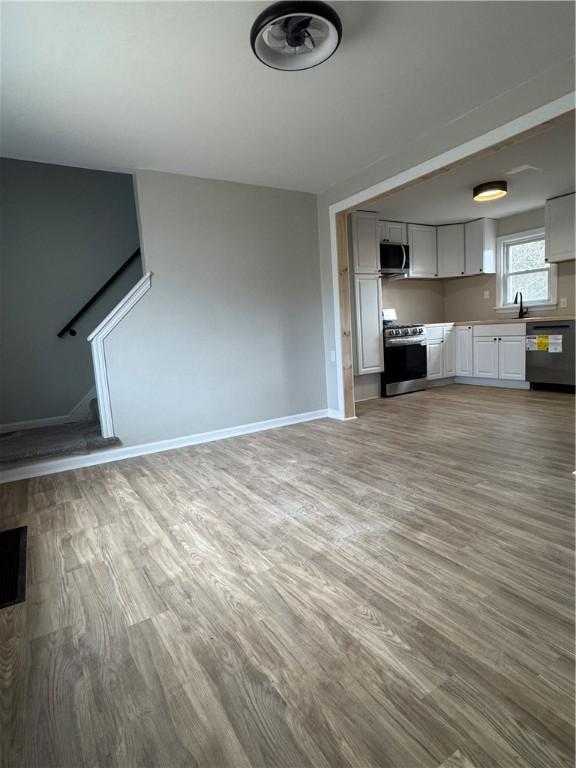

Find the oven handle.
[{"left": 385, "top": 339, "right": 428, "bottom": 346}]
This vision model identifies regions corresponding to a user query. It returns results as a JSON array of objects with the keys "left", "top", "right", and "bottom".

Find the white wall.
[
  {"left": 0, "top": 159, "right": 141, "bottom": 424},
  {"left": 103, "top": 171, "right": 326, "bottom": 447},
  {"left": 317, "top": 67, "right": 575, "bottom": 413}
]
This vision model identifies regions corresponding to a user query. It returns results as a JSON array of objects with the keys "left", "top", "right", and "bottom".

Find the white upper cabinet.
[
  {"left": 437, "top": 224, "right": 465, "bottom": 278},
  {"left": 455, "top": 326, "right": 473, "bottom": 376},
  {"left": 350, "top": 212, "right": 380, "bottom": 274},
  {"left": 353, "top": 275, "right": 384, "bottom": 375},
  {"left": 408, "top": 224, "right": 437, "bottom": 278},
  {"left": 465, "top": 219, "right": 497, "bottom": 275},
  {"left": 545, "top": 193, "right": 575, "bottom": 262},
  {"left": 379, "top": 220, "right": 408, "bottom": 245}
]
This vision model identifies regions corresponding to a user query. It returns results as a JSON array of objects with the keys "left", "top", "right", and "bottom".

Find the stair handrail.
[{"left": 57, "top": 248, "right": 141, "bottom": 337}]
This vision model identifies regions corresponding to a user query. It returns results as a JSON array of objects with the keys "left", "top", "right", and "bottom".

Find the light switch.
[
  {"left": 560, "top": 297, "right": 568, "bottom": 308},
  {"left": 483, "top": 290, "right": 490, "bottom": 300},
  {"left": 330, "top": 350, "right": 336, "bottom": 362}
]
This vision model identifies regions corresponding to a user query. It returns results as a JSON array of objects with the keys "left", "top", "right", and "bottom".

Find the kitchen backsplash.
[
  {"left": 381, "top": 208, "right": 574, "bottom": 324},
  {"left": 381, "top": 260, "right": 574, "bottom": 324},
  {"left": 381, "top": 278, "right": 444, "bottom": 324}
]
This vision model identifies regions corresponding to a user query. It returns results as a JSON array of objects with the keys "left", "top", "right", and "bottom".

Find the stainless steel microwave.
[{"left": 380, "top": 242, "right": 409, "bottom": 275}]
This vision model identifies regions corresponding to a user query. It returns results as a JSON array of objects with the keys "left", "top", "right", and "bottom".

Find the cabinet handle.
[
  {"left": 498, "top": 337, "right": 501, "bottom": 341},
  {"left": 493, "top": 337, "right": 497, "bottom": 341},
  {"left": 461, "top": 271, "right": 464, "bottom": 275},
  {"left": 480, "top": 268, "right": 483, "bottom": 272}
]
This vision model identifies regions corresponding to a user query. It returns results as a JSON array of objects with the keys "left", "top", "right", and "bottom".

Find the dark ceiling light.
[
  {"left": 473, "top": 180, "right": 508, "bottom": 202},
  {"left": 250, "top": 1, "right": 342, "bottom": 71}
]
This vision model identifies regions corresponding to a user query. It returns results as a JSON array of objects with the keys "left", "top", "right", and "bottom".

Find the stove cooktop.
[{"left": 384, "top": 321, "right": 426, "bottom": 339}]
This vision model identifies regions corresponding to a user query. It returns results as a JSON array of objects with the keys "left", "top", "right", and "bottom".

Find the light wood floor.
[{"left": 0, "top": 384, "right": 574, "bottom": 768}]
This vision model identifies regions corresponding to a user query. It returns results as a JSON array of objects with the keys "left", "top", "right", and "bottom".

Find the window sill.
[{"left": 494, "top": 303, "right": 557, "bottom": 313}]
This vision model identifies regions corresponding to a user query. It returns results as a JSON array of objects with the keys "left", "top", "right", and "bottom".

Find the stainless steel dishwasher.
[{"left": 525, "top": 320, "right": 575, "bottom": 390}]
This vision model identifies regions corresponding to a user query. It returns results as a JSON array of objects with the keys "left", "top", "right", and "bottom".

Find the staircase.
[
  {"left": 0, "top": 403, "right": 119, "bottom": 468},
  {"left": 0, "top": 424, "right": 119, "bottom": 467},
  {"left": 0, "top": 249, "right": 144, "bottom": 471}
]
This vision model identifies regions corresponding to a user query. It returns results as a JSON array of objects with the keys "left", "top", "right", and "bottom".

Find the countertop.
[{"left": 425, "top": 316, "right": 575, "bottom": 327}]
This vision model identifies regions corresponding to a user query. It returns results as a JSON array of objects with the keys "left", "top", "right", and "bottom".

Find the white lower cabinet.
[
  {"left": 427, "top": 337, "right": 444, "bottom": 379},
  {"left": 455, "top": 326, "right": 473, "bottom": 376},
  {"left": 443, "top": 327, "right": 456, "bottom": 376},
  {"left": 498, "top": 336, "right": 526, "bottom": 380},
  {"left": 473, "top": 337, "right": 499, "bottom": 378},
  {"left": 422, "top": 323, "right": 527, "bottom": 387},
  {"left": 426, "top": 325, "right": 455, "bottom": 379},
  {"left": 472, "top": 324, "right": 526, "bottom": 380},
  {"left": 426, "top": 323, "right": 526, "bottom": 383},
  {"left": 353, "top": 275, "right": 384, "bottom": 375}
]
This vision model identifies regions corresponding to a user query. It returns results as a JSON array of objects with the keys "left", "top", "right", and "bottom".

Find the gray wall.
[
  {"left": 104, "top": 171, "right": 326, "bottom": 447},
  {"left": 0, "top": 159, "right": 141, "bottom": 424}
]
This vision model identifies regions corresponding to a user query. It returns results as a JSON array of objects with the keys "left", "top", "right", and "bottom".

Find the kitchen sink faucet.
[{"left": 514, "top": 291, "right": 528, "bottom": 319}]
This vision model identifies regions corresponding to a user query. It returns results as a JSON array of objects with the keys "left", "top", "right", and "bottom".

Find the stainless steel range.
[{"left": 381, "top": 323, "right": 428, "bottom": 396}]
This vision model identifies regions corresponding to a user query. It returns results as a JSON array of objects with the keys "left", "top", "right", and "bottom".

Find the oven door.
[{"left": 384, "top": 341, "right": 427, "bottom": 383}]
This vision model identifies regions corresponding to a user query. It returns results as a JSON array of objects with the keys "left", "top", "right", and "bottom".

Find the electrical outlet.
[
  {"left": 560, "top": 297, "right": 568, "bottom": 308},
  {"left": 483, "top": 290, "right": 490, "bottom": 300}
]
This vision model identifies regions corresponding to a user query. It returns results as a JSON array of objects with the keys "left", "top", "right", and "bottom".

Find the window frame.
[{"left": 496, "top": 227, "right": 557, "bottom": 311}]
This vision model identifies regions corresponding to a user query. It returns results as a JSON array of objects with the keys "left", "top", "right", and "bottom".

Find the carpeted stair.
[{"left": 0, "top": 418, "right": 120, "bottom": 468}]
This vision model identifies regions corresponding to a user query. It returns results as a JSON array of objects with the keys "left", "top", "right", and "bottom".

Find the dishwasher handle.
[{"left": 528, "top": 324, "right": 571, "bottom": 330}]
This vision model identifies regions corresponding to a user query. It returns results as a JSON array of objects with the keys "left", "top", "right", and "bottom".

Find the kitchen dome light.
[
  {"left": 473, "top": 181, "right": 508, "bottom": 202},
  {"left": 250, "top": 1, "right": 342, "bottom": 71}
]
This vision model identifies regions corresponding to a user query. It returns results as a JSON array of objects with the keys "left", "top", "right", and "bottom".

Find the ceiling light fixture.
[
  {"left": 250, "top": 1, "right": 342, "bottom": 71},
  {"left": 473, "top": 180, "right": 508, "bottom": 202}
]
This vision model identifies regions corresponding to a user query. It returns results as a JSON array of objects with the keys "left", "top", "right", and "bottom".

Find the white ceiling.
[
  {"left": 365, "top": 113, "right": 575, "bottom": 224},
  {"left": 2, "top": 2, "right": 574, "bottom": 193}
]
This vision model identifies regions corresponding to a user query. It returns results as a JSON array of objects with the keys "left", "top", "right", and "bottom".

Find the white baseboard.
[
  {"left": 427, "top": 377, "right": 530, "bottom": 390},
  {"left": 454, "top": 377, "right": 530, "bottom": 389},
  {"left": 0, "top": 408, "right": 330, "bottom": 484},
  {"left": 326, "top": 409, "right": 358, "bottom": 420},
  {"left": 0, "top": 386, "right": 97, "bottom": 434}
]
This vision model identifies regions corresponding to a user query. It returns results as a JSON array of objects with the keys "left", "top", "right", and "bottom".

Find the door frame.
[{"left": 328, "top": 94, "right": 575, "bottom": 419}]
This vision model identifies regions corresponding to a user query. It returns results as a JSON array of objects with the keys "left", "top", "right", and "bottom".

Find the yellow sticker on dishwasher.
[{"left": 536, "top": 335, "right": 549, "bottom": 351}]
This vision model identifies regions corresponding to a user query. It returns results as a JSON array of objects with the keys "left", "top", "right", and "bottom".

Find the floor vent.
[{"left": 0, "top": 526, "right": 27, "bottom": 609}]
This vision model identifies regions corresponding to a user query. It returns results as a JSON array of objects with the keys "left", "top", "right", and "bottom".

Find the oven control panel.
[{"left": 384, "top": 324, "right": 427, "bottom": 345}]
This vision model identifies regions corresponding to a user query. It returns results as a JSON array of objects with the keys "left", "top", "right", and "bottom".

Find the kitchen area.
[{"left": 349, "top": 113, "right": 575, "bottom": 405}]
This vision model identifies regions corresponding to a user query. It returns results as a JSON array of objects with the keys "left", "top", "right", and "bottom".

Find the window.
[{"left": 497, "top": 229, "right": 557, "bottom": 309}]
